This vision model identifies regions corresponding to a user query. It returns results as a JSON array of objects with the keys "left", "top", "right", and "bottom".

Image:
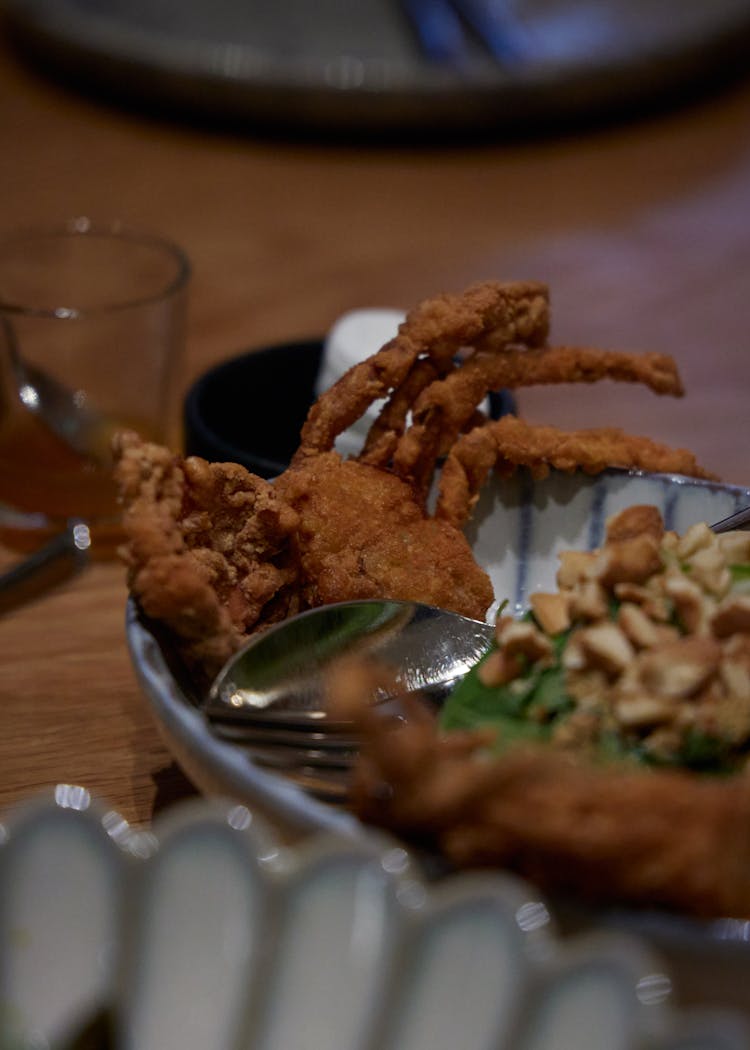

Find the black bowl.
[{"left": 184, "top": 339, "right": 323, "bottom": 478}]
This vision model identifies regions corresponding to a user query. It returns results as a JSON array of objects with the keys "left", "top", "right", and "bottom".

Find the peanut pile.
[{"left": 478, "top": 505, "right": 750, "bottom": 769}]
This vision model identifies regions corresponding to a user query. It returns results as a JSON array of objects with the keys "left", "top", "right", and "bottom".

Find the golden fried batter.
[
  {"left": 436, "top": 415, "right": 717, "bottom": 528},
  {"left": 296, "top": 280, "right": 549, "bottom": 461},
  {"left": 276, "top": 451, "right": 493, "bottom": 619},
  {"left": 391, "top": 346, "right": 684, "bottom": 500},
  {"left": 115, "top": 432, "right": 300, "bottom": 679},
  {"left": 348, "top": 705, "right": 747, "bottom": 919},
  {"left": 327, "top": 668, "right": 750, "bottom": 919}
]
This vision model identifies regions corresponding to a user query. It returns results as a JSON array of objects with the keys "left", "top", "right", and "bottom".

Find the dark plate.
[
  {"left": 5, "top": 0, "right": 750, "bottom": 135},
  {"left": 184, "top": 339, "right": 324, "bottom": 479}
]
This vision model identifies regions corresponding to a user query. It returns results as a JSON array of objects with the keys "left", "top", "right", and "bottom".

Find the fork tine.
[
  {"left": 212, "top": 722, "right": 359, "bottom": 755},
  {"left": 221, "top": 738, "right": 356, "bottom": 772},
  {"left": 210, "top": 732, "right": 354, "bottom": 799}
]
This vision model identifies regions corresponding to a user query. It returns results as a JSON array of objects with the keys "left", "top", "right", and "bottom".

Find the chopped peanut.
[
  {"left": 618, "top": 602, "right": 660, "bottom": 649},
  {"left": 663, "top": 572, "right": 713, "bottom": 635},
  {"left": 676, "top": 522, "right": 715, "bottom": 560},
  {"left": 594, "top": 534, "right": 662, "bottom": 588},
  {"left": 613, "top": 581, "right": 671, "bottom": 622},
  {"left": 719, "top": 660, "right": 750, "bottom": 705},
  {"left": 566, "top": 668, "right": 610, "bottom": 708},
  {"left": 717, "top": 531, "right": 750, "bottom": 564},
  {"left": 561, "top": 633, "right": 585, "bottom": 671},
  {"left": 568, "top": 579, "right": 609, "bottom": 621},
  {"left": 530, "top": 591, "right": 570, "bottom": 635},
  {"left": 711, "top": 596, "right": 750, "bottom": 638},
  {"left": 499, "top": 621, "right": 554, "bottom": 664},
  {"left": 637, "top": 637, "right": 721, "bottom": 698},
  {"left": 493, "top": 614, "right": 515, "bottom": 644},
  {"left": 552, "top": 710, "right": 601, "bottom": 749},
  {"left": 476, "top": 506, "right": 750, "bottom": 771},
  {"left": 556, "top": 549, "right": 597, "bottom": 590},
  {"left": 478, "top": 649, "right": 523, "bottom": 687},
  {"left": 640, "top": 726, "right": 684, "bottom": 760},
  {"left": 606, "top": 504, "right": 665, "bottom": 544},
  {"left": 614, "top": 695, "right": 676, "bottom": 729},
  {"left": 577, "top": 622, "right": 635, "bottom": 675},
  {"left": 685, "top": 545, "right": 732, "bottom": 598}
]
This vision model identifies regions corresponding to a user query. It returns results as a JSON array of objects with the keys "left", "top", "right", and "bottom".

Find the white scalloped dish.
[{"left": 1, "top": 790, "right": 749, "bottom": 1049}]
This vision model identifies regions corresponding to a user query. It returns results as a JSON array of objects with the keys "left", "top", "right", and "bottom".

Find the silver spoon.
[
  {"left": 204, "top": 598, "right": 493, "bottom": 795},
  {"left": 206, "top": 599, "right": 494, "bottom": 728},
  {"left": 3, "top": 315, "right": 112, "bottom": 466}
]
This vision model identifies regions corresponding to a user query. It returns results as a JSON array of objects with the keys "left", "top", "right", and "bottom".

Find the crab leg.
[
  {"left": 392, "top": 345, "right": 685, "bottom": 501},
  {"left": 436, "top": 415, "right": 716, "bottom": 529},
  {"left": 294, "top": 281, "right": 549, "bottom": 461}
]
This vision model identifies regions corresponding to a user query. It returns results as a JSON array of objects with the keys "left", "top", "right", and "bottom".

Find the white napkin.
[
  {"left": 318, "top": 307, "right": 492, "bottom": 457},
  {"left": 317, "top": 308, "right": 405, "bottom": 457}
]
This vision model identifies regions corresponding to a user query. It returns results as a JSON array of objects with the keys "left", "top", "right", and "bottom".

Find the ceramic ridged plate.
[
  {"left": 5, "top": 0, "right": 750, "bottom": 134},
  {"left": 1, "top": 791, "right": 748, "bottom": 1049}
]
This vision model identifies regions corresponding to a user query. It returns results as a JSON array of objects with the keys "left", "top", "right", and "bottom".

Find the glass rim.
[{"left": 0, "top": 217, "right": 191, "bottom": 319}]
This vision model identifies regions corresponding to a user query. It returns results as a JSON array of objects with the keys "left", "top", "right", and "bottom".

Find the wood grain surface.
[{"left": 1, "top": 35, "right": 749, "bottom": 829}]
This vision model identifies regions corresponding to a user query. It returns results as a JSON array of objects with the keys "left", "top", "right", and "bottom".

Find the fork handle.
[{"left": 0, "top": 520, "right": 90, "bottom": 615}]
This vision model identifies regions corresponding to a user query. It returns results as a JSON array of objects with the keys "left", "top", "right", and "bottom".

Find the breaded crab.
[{"left": 115, "top": 280, "right": 710, "bottom": 680}]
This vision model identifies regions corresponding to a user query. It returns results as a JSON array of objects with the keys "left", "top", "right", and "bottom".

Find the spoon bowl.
[{"left": 205, "top": 599, "right": 495, "bottom": 728}]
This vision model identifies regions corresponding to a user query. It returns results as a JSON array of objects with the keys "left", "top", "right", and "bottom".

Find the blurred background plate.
[{"left": 3, "top": 0, "right": 750, "bottom": 136}]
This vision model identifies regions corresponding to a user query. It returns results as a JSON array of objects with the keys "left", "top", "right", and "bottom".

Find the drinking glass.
[{"left": 0, "top": 219, "right": 190, "bottom": 556}]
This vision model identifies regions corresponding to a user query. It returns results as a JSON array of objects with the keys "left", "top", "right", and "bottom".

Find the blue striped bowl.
[
  {"left": 467, "top": 468, "right": 750, "bottom": 618},
  {"left": 127, "top": 467, "right": 750, "bottom": 840},
  {"left": 126, "top": 467, "right": 750, "bottom": 1012}
]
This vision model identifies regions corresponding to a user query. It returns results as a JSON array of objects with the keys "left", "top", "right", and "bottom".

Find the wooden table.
[{"left": 1, "top": 36, "right": 750, "bottom": 830}]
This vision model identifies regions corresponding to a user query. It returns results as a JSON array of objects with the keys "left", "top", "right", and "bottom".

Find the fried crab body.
[{"left": 276, "top": 451, "right": 493, "bottom": 618}]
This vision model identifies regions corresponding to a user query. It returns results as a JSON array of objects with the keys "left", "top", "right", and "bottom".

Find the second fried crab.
[{"left": 115, "top": 280, "right": 712, "bottom": 680}]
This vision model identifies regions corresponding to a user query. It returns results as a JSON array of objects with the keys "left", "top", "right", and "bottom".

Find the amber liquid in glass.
[{"left": 0, "top": 407, "right": 158, "bottom": 557}]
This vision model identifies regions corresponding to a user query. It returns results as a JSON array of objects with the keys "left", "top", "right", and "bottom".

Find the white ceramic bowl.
[
  {"left": 125, "top": 467, "right": 750, "bottom": 1014},
  {"left": 127, "top": 467, "right": 750, "bottom": 832},
  {"left": 1, "top": 790, "right": 748, "bottom": 1050}
]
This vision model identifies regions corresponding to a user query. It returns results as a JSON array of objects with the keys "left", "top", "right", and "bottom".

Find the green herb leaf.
[
  {"left": 440, "top": 627, "right": 574, "bottom": 748},
  {"left": 677, "top": 729, "right": 736, "bottom": 772}
]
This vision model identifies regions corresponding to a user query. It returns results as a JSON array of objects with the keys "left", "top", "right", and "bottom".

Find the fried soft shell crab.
[
  {"left": 115, "top": 280, "right": 708, "bottom": 680},
  {"left": 115, "top": 280, "right": 750, "bottom": 919}
]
